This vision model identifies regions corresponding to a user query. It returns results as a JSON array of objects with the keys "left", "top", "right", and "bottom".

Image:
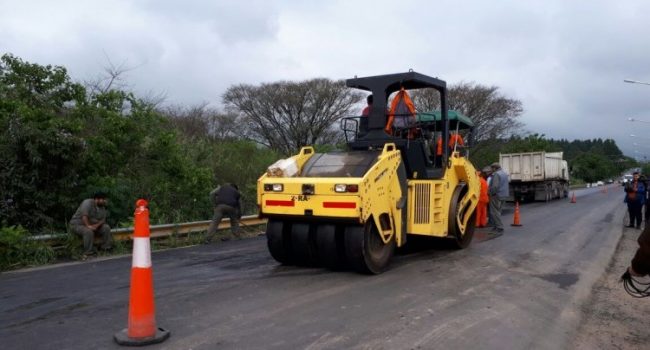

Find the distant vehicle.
[
  {"left": 596, "top": 181, "right": 604, "bottom": 186},
  {"left": 622, "top": 174, "right": 633, "bottom": 184},
  {"left": 499, "top": 151, "right": 569, "bottom": 202},
  {"left": 606, "top": 179, "right": 614, "bottom": 184}
]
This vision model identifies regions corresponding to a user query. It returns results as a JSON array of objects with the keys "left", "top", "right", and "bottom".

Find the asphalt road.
[{"left": 0, "top": 186, "right": 626, "bottom": 350}]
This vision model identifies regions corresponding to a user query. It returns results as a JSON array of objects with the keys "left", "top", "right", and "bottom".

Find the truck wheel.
[
  {"left": 266, "top": 219, "right": 292, "bottom": 264},
  {"left": 542, "top": 185, "right": 549, "bottom": 202},
  {"left": 344, "top": 223, "right": 395, "bottom": 274},
  {"left": 449, "top": 185, "right": 475, "bottom": 249}
]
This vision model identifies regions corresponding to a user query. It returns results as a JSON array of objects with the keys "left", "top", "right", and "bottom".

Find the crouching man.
[{"left": 69, "top": 192, "right": 112, "bottom": 258}]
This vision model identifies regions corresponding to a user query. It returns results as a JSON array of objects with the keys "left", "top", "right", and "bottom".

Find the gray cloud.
[{"left": 2, "top": 0, "right": 650, "bottom": 156}]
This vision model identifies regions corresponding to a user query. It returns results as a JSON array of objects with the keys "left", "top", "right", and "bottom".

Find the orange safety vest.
[
  {"left": 436, "top": 134, "right": 465, "bottom": 155},
  {"left": 449, "top": 133, "right": 464, "bottom": 148},
  {"left": 479, "top": 177, "right": 489, "bottom": 203},
  {"left": 385, "top": 88, "right": 416, "bottom": 135}
]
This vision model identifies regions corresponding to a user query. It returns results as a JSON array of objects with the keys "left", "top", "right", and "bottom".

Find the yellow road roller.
[{"left": 257, "top": 71, "right": 480, "bottom": 274}]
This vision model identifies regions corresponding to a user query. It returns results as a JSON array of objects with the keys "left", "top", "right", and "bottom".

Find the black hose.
[{"left": 620, "top": 270, "right": 650, "bottom": 298}]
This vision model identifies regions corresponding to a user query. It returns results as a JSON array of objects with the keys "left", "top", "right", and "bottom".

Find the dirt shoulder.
[{"left": 572, "top": 226, "right": 650, "bottom": 349}]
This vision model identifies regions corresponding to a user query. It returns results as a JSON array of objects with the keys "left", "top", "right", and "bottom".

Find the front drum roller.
[
  {"left": 344, "top": 223, "right": 395, "bottom": 274},
  {"left": 449, "top": 184, "right": 476, "bottom": 249}
]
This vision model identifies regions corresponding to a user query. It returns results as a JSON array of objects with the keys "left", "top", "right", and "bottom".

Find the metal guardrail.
[{"left": 31, "top": 215, "right": 267, "bottom": 242}]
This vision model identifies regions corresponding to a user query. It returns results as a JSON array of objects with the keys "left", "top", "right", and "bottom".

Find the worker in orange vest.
[
  {"left": 435, "top": 132, "right": 465, "bottom": 166},
  {"left": 436, "top": 132, "right": 465, "bottom": 155},
  {"left": 476, "top": 168, "right": 490, "bottom": 227},
  {"left": 448, "top": 131, "right": 464, "bottom": 152}
]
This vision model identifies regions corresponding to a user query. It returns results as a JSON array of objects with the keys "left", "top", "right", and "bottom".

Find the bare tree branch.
[
  {"left": 223, "top": 78, "right": 363, "bottom": 155},
  {"left": 161, "top": 103, "right": 244, "bottom": 142},
  {"left": 411, "top": 81, "right": 524, "bottom": 150}
]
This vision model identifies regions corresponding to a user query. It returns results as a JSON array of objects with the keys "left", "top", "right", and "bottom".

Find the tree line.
[
  {"left": 0, "top": 53, "right": 635, "bottom": 234},
  {"left": 470, "top": 134, "right": 634, "bottom": 183},
  {"left": 0, "top": 54, "right": 279, "bottom": 233}
]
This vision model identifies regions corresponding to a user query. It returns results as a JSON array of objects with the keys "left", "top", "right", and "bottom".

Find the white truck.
[{"left": 499, "top": 151, "right": 570, "bottom": 202}]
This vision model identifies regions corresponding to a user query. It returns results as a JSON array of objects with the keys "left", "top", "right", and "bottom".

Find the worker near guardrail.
[
  {"left": 624, "top": 171, "right": 646, "bottom": 229},
  {"left": 205, "top": 183, "right": 242, "bottom": 243},
  {"left": 488, "top": 162, "right": 509, "bottom": 234},
  {"left": 69, "top": 192, "right": 112, "bottom": 258},
  {"left": 476, "top": 168, "right": 490, "bottom": 228}
]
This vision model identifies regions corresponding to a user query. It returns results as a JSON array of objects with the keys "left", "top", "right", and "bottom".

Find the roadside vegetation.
[{"left": 0, "top": 53, "right": 636, "bottom": 269}]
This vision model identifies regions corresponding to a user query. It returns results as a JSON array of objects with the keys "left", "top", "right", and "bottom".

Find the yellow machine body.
[
  {"left": 258, "top": 71, "right": 480, "bottom": 274},
  {"left": 257, "top": 146, "right": 480, "bottom": 248}
]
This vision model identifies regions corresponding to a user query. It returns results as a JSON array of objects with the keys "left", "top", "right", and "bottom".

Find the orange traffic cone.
[
  {"left": 570, "top": 192, "right": 577, "bottom": 203},
  {"left": 115, "top": 199, "right": 170, "bottom": 346},
  {"left": 511, "top": 201, "right": 523, "bottom": 226}
]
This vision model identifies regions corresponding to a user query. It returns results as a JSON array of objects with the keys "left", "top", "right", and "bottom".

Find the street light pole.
[
  {"left": 624, "top": 79, "right": 650, "bottom": 86},
  {"left": 628, "top": 117, "right": 650, "bottom": 123},
  {"left": 626, "top": 79, "right": 650, "bottom": 161},
  {"left": 630, "top": 134, "right": 650, "bottom": 140}
]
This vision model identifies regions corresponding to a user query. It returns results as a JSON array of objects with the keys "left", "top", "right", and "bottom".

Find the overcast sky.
[{"left": 2, "top": 0, "right": 650, "bottom": 157}]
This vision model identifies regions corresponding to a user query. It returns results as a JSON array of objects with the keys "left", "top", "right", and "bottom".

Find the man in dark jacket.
[
  {"left": 624, "top": 172, "right": 645, "bottom": 229},
  {"left": 205, "top": 183, "right": 241, "bottom": 243},
  {"left": 641, "top": 174, "right": 650, "bottom": 227}
]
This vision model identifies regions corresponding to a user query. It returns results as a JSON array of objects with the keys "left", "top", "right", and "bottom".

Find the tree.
[
  {"left": 0, "top": 54, "right": 87, "bottom": 231},
  {"left": 411, "top": 82, "right": 524, "bottom": 143},
  {"left": 571, "top": 153, "right": 616, "bottom": 183},
  {"left": 161, "top": 104, "right": 243, "bottom": 142},
  {"left": 72, "top": 91, "right": 216, "bottom": 227},
  {"left": 223, "top": 78, "right": 363, "bottom": 155},
  {"left": 470, "top": 133, "right": 561, "bottom": 169},
  {"left": 501, "top": 134, "right": 562, "bottom": 154},
  {"left": 0, "top": 54, "right": 217, "bottom": 232}
]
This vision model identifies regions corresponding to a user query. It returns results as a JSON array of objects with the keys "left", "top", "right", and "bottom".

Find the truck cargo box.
[{"left": 500, "top": 152, "right": 569, "bottom": 182}]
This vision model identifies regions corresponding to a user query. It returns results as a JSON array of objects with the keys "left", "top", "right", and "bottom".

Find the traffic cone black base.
[{"left": 114, "top": 327, "right": 170, "bottom": 346}]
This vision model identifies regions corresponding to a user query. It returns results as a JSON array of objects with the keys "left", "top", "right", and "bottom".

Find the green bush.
[{"left": 0, "top": 225, "right": 55, "bottom": 270}]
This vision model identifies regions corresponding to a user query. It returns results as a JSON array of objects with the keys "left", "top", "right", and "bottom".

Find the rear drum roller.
[
  {"left": 266, "top": 219, "right": 292, "bottom": 264},
  {"left": 449, "top": 185, "right": 476, "bottom": 249},
  {"left": 290, "top": 223, "right": 318, "bottom": 266},
  {"left": 315, "top": 224, "right": 346, "bottom": 269},
  {"left": 344, "top": 223, "right": 395, "bottom": 274}
]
